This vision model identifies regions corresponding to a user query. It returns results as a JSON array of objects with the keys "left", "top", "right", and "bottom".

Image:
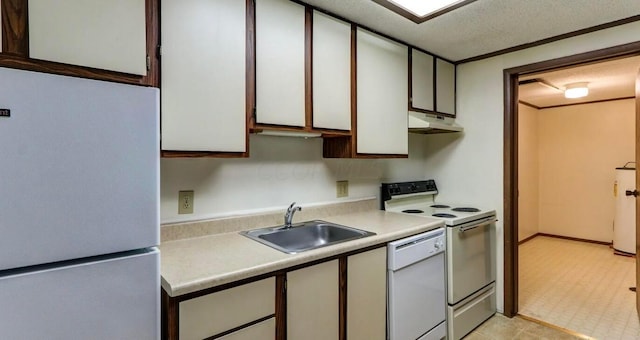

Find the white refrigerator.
[{"left": 0, "top": 67, "right": 160, "bottom": 339}]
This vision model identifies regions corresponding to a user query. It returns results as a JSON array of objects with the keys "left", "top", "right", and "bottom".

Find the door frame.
[{"left": 503, "top": 41, "right": 640, "bottom": 317}]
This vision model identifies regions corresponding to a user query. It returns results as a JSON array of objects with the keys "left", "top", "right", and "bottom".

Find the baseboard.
[
  {"left": 517, "top": 314, "right": 595, "bottom": 340},
  {"left": 518, "top": 233, "right": 539, "bottom": 245},
  {"left": 518, "top": 233, "right": 612, "bottom": 246}
]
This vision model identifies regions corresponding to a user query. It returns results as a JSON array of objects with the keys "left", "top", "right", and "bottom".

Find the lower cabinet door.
[
  {"left": 287, "top": 260, "right": 339, "bottom": 340},
  {"left": 347, "top": 247, "right": 387, "bottom": 340},
  {"left": 179, "top": 278, "right": 274, "bottom": 340},
  {"left": 218, "top": 317, "right": 275, "bottom": 340}
]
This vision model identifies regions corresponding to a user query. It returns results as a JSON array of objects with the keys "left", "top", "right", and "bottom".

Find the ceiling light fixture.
[
  {"left": 373, "top": 0, "right": 477, "bottom": 24},
  {"left": 564, "top": 82, "right": 589, "bottom": 99}
]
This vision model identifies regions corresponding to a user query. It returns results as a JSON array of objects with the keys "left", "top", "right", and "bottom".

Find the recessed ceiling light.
[{"left": 373, "top": 0, "right": 477, "bottom": 23}]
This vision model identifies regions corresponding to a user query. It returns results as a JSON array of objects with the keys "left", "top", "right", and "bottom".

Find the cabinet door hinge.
[
  {"left": 253, "top": 107, "right": 257, "bottom": 119},
  {"left": 146, "top": 55, "right": 151, "bottom": 71}
]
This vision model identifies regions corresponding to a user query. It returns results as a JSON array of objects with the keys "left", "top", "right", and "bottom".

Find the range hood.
[{"left": 408, "top": 111, "right": 463, "bottom": 134}]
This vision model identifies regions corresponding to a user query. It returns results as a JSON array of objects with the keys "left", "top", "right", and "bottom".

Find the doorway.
[{"left": 503, "top": 42, "right": 640, "bottom": 323}]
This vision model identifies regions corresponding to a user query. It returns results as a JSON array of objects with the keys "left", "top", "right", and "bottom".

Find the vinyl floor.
[
  {"left": 517, "top": 236, "right": 639, "bottom": 339},
  {"left": 465, "top": 313, "right": 590, "bottom": 339}
]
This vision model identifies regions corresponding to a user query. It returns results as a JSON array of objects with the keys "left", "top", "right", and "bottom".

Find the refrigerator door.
[
  {"left": 0, "top": 67, "right": 159, "bottom": 270},
  {"left": 0, "top": 249, "right": 159, "bottom": 340}
]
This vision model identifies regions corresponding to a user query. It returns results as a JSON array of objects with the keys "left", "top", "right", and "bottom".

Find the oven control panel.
[{"left": 381, "top": 180, "right": 438, "bottom": 202}]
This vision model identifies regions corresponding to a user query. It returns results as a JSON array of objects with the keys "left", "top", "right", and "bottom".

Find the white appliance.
[
  {"left": 613, "top": 163, "right": 636, "bottom": 255},
  {"left": 387, "top": 228, "right": 447, "bottom": 340},
  {"left": 0, "top": 67, "right": 160, "bottom": 339},
  {"left": 381, "top": 180, "right": 497, "bottom": 340}
]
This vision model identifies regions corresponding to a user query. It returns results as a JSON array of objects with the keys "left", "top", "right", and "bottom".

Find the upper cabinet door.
[
  {"left": 356, "top": 29, "right": 408, "bottom": 155},
  {"left": 411, "top": 49, "right": 435, "bottom": 112},
  {"left": 312, "top": 11, "right": 351, "bottom": 131},
  {"left": 161, "top": 0, "right": 247, "bottom": 153},
  {"left": 436, "top": 58, "right": 456, "bottom": 116},
  {"left": 28, "top": 0, "right": 147, "bottom": 75},
  {"left": 255, "top": 0, "right": 306, "bottom": 127}
]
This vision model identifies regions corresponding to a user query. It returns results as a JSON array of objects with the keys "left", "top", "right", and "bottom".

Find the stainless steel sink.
[{"left": 240, "top": 220, "right": 376, "bottom": 254}]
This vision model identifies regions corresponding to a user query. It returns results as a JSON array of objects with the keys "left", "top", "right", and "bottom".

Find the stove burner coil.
[
  {"left": 432, "top": 213, "right": 457, "bottom": 218},
  {"left": 452, "top": 207, "right": 480, "bottom": 212},
  {"left": 402, "top": 209, "right": 424, "bottom": 213},
  {"left": 430, "top": 204, "right": 450, "bottom": 208}
]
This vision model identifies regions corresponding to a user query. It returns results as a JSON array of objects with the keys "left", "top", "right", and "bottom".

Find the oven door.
[{"left": 447, "top": 217, "right": 496, "bottom": 304}]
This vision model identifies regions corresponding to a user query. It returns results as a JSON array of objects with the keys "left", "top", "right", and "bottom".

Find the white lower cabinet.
[
  {"left": 287, "top": 260, "right": 340, "bottom": 340},
  {"left": 347, "top": 247, "right": 387, "bottom": 340},
  {"left": 218, "top": 317, "right": 275, "bottom": 340},
  {"left": 178, "top": 278, "right": 275, "bottom": 340}
]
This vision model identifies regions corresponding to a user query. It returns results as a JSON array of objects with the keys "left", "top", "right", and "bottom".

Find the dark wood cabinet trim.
[
  {"left": 305, "top": 6, "right": 313, "bottom": 128},
  {"left": 407, "top": 48, "right": 413, "bottom": 111},
  {"left": 0, "top": 0, "right": 159, "bottom": 87},
  {"left": 433, "top": 55, "right": 438, "bottom": 114},
  {"left": 338, "top": 257, "right": 348, "bottom": 340},
  {"left": 275, "top": 274, "right": 287, "bottom": 340},
  {"left": 161, "top": 151, "right": 249, "bottom": 158},
  {"left": 1, "top": 0, "right": 28, "bottom": 56},
  {"left": 142, "top": 0, "right": 160, "bottom": 87},
  {"left": 246, "top": 0, "right": 256, "bottom": 153},
  {"left": 350, "top": 24, "right": 359, "bottom": 155},
  {"left": 162, "top": 289, "right": 179, "bottom": 340}
]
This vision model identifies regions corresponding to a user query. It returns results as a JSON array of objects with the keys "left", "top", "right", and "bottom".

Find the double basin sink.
[{"left": 241, "top": 220, "right": 376, "bottom": 254}]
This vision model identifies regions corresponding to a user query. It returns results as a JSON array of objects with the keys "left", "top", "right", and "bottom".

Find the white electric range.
[{"left": 381, "top": 180, "right": 497, "bottom": 340}]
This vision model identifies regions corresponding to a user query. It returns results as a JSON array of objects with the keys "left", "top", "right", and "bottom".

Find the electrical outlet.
[
  {"left": 178, "top": 190, "right": 194, "bottom": 214},
  {"left": 336, "top": 181, "right": 349, "bottom": 198}
]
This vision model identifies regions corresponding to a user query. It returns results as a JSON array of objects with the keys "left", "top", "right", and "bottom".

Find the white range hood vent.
[{"left": 408, "top": 111, "right": 463, "bottom": 134}]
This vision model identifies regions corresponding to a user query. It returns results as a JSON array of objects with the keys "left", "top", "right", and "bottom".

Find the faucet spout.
[{"left": 284, "top": 202, "right": 302, "bottom": 228}]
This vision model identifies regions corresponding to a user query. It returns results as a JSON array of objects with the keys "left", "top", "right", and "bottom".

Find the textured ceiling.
[
  {"left": 519, "top": 56, "right": 640, "bottom": 108},
  {"left": 299, "top": 0, "right": 640, "bottom": 61}
]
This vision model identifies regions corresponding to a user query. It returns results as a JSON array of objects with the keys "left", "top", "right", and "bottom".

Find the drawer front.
[
  {"left": 218, "top": 317, "right": 275, "bottom": 340},
  {"left": 179, "top": 278, "right": 275, "bottom": 340},
  {"left": 447, "top": 283, "right": 496, "bottom": 340}
]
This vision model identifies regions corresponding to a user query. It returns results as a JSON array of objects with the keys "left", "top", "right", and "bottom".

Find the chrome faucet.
[{"left": 284, "top": 202, "right": 302, "bottom": 228}]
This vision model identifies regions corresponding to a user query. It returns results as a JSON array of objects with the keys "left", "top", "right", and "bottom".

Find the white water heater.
[{"left": 613, "top": 163, "right": 636, "bottom": 255}]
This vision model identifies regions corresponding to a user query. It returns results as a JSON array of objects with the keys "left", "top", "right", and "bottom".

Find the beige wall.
[
  {"left": 538, "top": 99, "right": 635, "bottom": 242},
  {"left": 161, "top": 133, "right": 431, "bottom": 223},
  {"left": 518, "top": 104, "right": 539, "bottom": 242}
]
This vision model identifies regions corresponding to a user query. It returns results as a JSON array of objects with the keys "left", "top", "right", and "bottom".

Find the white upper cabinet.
[
  {"left": 312, "top": 11, "right": 351, "bottom": 131},
  {"left": 356, "top": 28, "right": 408, "bottom": 155},
  {"left": 255, "top": 0, "right": 306, "bottom": 127},
  {"left": 28, "top": 0, "right": 147, "bottom": 75},
  {"left": 411, "top": 49, "right": 435, "bottom": 112},
  {"left": 161, "top": 0, "right": 247, "bottom": 153},
  {"left": 436, "top": 58, "right": 456, "bottom": 116}
]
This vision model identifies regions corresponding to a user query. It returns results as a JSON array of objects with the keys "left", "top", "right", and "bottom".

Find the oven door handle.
[{"left": 458, "top": 219, "right": 494, "bottom": 233}]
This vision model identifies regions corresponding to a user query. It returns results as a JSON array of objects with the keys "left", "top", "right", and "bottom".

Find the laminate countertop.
[{"left": 160, "top": 210, "right": 444, "bottom": 297}]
